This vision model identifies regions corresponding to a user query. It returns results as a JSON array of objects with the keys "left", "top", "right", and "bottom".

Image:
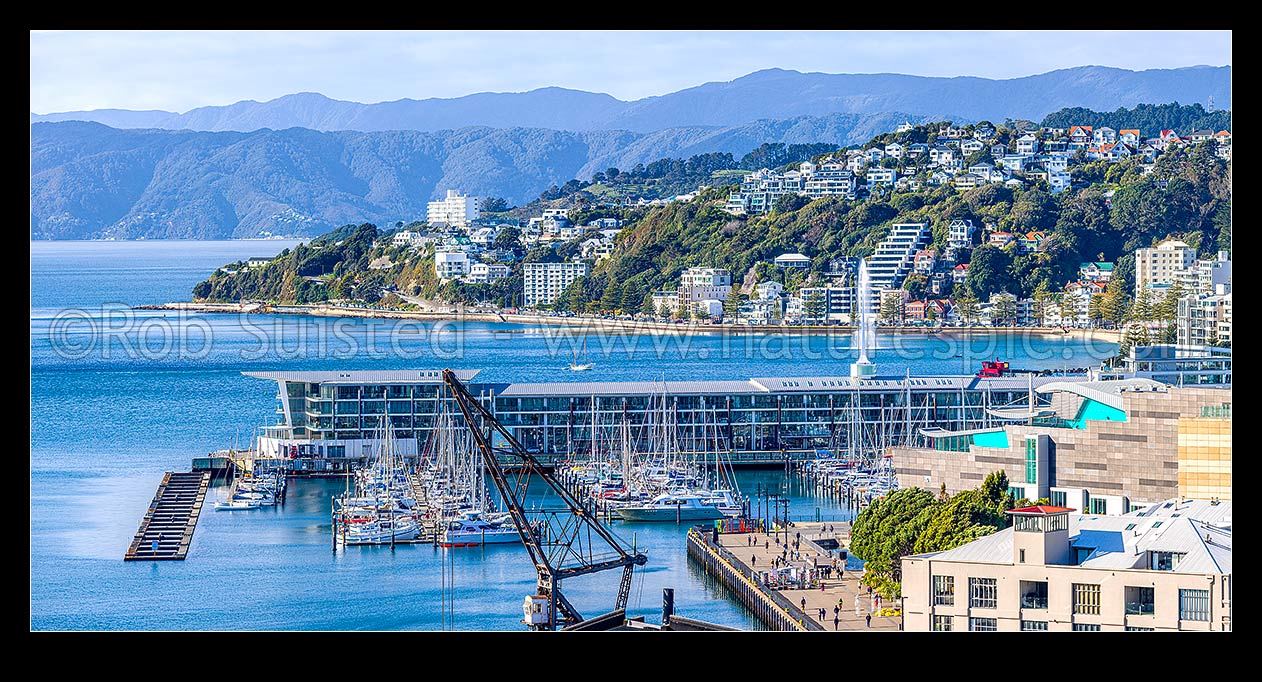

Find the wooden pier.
[
  {"left": 125, "top": 472, "right": 210, "bottom": 561},
  {"left": 687, "top": 522, "right": 901, "bottom": 632}
]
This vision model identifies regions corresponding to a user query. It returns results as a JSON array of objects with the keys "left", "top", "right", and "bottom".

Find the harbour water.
[{"left": 30, "top": 240, "right": 1118, "bottom": 630}]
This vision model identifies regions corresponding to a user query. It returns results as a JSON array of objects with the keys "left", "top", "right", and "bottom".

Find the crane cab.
[{"left": 523, "top": 594, "right": 551, "bottom": 626}]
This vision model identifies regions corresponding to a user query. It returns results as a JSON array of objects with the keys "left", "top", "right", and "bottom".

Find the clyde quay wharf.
[{"left": 687, "top": 521, "right": 900, "bottom": 631}]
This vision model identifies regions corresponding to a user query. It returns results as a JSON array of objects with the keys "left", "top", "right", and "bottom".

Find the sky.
[{"left": 30, "top": 30, "right": 1232, "bottom": 114}]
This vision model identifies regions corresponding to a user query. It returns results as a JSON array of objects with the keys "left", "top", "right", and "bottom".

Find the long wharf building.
[{"left": 245, "top": 370, "right": 1090, "bottom": 472}]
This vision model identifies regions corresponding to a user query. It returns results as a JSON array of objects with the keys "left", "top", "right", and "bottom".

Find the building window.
[
  {"left": 1025, "top": 438, "right": 1037, "bottom": 484},
  {"left": 932, "top": 615, "right": 953, "bottom": 631},
  {"left": 1073, "top": 623, "right": 1101, "bottom": 631},
  {"left": 1150, "top": 551, "right": 1184, "bottom": 571},
  {"left": 969, "top": 578, "right": 998, "bottom": 609},
  {"left": 932, "top": 575, "right": 954, "bottom": 606},
  {"left": 1179, "top": 589, "right": 1210, "bottom": 621},
  {"left": 1073, "top": 547, "right": 1094, "bottom": 565},
  {"left": 1125, "top": 586, "right": 1155, "bottom": 615},
  {"left": 1020, "top": 580, "right": 1048, "bottom": 609},
  {"left": 1021, "top": 620, "right": 1048, "bottom": 631},
  {"left": 1050, "top": 490, "right": 1067, "bottom": 508},
  {"left": 969, "top": 617, "right": 998, "bottom": 632},
  {"left": 1125, "top": 626, "right": 1154, "bottom": 631},
  {"left": 1088, "top": 497, "right": 1107, "bottom": 514},
  {"left": 1073, "top": 583, "right": 1101, "bottom": 615}
]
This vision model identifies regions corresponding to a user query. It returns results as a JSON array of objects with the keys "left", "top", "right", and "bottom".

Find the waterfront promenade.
[
  {"left": 144, "top": 301, "right": 1121, "bottom": 343},
  {"left": 696, "top": 521, "right": 900, "bottom": 631}
]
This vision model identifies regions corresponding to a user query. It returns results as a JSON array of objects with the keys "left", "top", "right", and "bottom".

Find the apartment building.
[
  {"left": 426, "top": 190, "right": 480, "bottom": 227},
  {"left": 1135, "top": 240, "right": 1198, "bottom": 298},
  {"left": 433, "top": 250, "right": 470, "bottom": 281},
  {"left": 523, "top": 261, "right": 590, "bottom": 307},
  {"left": 902, "top": 501, "right": 1231, "bottom": 631},
  {"left": 1177, "top": 291, "right": 1232, "bottom": 346},
  {"left": 865, "top": 222, "right": 932, "bottom": 307}
]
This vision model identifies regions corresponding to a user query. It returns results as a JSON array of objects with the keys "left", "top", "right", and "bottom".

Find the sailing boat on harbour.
[{"left": 568, "top": 335, "right": 595, "bottom": 371}]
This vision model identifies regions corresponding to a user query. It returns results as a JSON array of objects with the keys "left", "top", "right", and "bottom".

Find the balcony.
[
  {"left": 1125, "top": 602, "right": 1155, "bottom": 615},
  {"left": 1021, "top": 595, "right": 1049, "bottom": 610}
]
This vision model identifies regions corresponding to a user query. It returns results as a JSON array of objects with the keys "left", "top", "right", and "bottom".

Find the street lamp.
[{"left": 779, "top": 498, "right": 791, "bottom": 547}]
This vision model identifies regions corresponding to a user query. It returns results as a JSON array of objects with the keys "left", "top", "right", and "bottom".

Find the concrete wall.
[{"left": 1178, "top": 416, "right": 1232, "bottom": 501}]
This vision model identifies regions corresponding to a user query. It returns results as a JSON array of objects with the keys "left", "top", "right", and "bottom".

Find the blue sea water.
[{"left": 29, "top": 240, "right": 1118, "bottom": 630}]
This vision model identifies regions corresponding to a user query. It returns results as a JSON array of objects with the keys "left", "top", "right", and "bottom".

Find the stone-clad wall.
[{"left": 892, "top": 387, "right": 1230, "bottom": 503}]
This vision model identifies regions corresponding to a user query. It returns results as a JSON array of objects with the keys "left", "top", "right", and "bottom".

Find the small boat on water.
[
  {"left": 341, "top": 514, "right": 422, "bottom": 545},
  {"left": 439, "top": 511, "right": 524, "bottom": 547},
  {"left": 615, "top": 491, "right": 726, "bottom": 522},
  {"left": 568, "top": 336, "right": 595, "bottom": 371},
  {"left": 214, "top": 499, "right": 263, "bottom": 511}
]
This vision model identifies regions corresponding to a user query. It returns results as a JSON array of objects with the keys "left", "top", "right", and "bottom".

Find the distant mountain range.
[
  {"left": 31, "top": 66, "right": 1231, "bottom": 134},
  {"left": 31, "top": 112, "right": 938, "bottom": 240}
]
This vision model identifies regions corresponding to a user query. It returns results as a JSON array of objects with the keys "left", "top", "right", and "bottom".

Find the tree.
[
  {"left": 878, "top": 293, "right": 904, "bottom": 325},
  {"left": 1087, "top": 292, "right": 1107, "bottom": 328},
  {"left": 600, "top": 281, "right": 623, "bottom": 312},
  {"left": 955, "top": 289, "right": 980, "bottom": 325},
  {"left": 620, "top": 281, "right": 643, "bottom": 311},
  {"left": 675, "top": 301, "right": 689, "bottom": 320},
  {"left": 641, "top": 292, "right": 657, "bottom": 317},
  {"left": 1101, "top": 277, "right": 1130, "bottom": 328},
  {"left": 964, "top": 244, "right": 1015, "bottom": 299},
  {"left": 849, "top": 488, "right": 940, "bottom": 586},
  {"left": 773, "top": 193, "right": 809, "bottom": 213},
  {"left": 1030, "top": 281, "right": 1053, "bottom": 325},
  {"left": 914, "top": 471, "right": 1014, "bottom": 554},
  {"left": 723, "top": 287, "right": 745, "bottom": 321},
  {"left": 482, "top": 196, "right": 510, "bottom": 213},
  {"left": 992, "top": 294, "right": 1018, "bottom": 327},
  {"left": 803, "top": 289, "right": 827, "bottom": 324},
  {"left": 659, "top": 302, "right": 675, "bottom": 319},
  {"left": 491, "top": 226, "right": 521, "bottom": 251},
  {"left": 1059, "top": 293, "right": 1078, "bottom": 326},
  {"left": 1157, "top": 280, "right": 1187, "bottom": 324}
]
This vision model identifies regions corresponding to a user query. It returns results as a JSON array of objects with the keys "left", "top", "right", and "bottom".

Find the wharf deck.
[
  {"left": 692, "top": 521, "right": 901, "bottom": 631},
  {"left": 124, "top": 472, "right": 210, "bottom": 561}
]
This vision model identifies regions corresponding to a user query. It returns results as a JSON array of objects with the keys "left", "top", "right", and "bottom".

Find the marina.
[{"left": 31, "top": 240, "right": 1119, "bottom": 630}]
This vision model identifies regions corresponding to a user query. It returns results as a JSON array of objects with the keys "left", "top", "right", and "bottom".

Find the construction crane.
[{"left": 442, "top": 368, "right": 647, "bottom": 631}]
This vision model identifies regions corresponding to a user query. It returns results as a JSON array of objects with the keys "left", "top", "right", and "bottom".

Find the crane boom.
[{"left": 442, "top": 369, "right": 647, "bottom": 630}]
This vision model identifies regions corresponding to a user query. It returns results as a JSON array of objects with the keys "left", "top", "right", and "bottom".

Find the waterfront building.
[
  {"left": 1078, "top": 262, "right": 1113, "bottom": 282},
  {"left": 890, "top": 380, "right": 1231, "bottom": 512},
  {"left": 523, "top": 261, "right": 590, "bottom": 307},
  {"left": 680, "top": 267, "right": 732, "bottom": 288},
  {"left": 427, "top": 190, "right": 480, "bottom": 227},
  {"left": 247, "top": 370, "right": 1090, "bottom": 470},
  {"left": 902, "top": 501, "right": 1231, "bottom": 631},
  {"left": 866, "top": 223, "right": 932, "bottom": 304},
  {"left": 1177, "top": 290, "right": 1232, "bottom": 347},
  {"left": 796, "top": 286, "right": 854, "bottom": 324},
  {"left": 1135, "top": 240, "right": 1197, "bottom": 298},
  {"left": 468, "top": 262, "right": 510, "bottom": 283},
  {"left": 1117, "top": 344, "right": 1231, "bottom": 387}
]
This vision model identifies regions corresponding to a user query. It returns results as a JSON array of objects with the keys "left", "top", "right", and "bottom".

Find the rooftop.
[
  {"left": 1008, "top": 505, "right": 1075, "bottom": 515},
  {"left": 914, "top": 499, "right": 1232, "bottom": 575}
]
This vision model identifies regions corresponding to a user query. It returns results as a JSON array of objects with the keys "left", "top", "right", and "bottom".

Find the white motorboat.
[
  {"left": 340, "top": 514, "right": 422, "bottom": 545},
  {"left": 439, "top": 511, "right": 522, "bottom": 547},
  {"left": 214, "top": 499, "right": 263, "bottom": 511},
  {"left": 615, "top": 492, "right": 725, "bottom": 522}
]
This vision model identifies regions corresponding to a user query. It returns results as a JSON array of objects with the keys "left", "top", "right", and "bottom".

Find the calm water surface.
[{"left": 30, "top": 240, "right": 1116, "bottom": 630}]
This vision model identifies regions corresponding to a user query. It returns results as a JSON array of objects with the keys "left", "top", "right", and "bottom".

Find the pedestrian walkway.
[{"left": 716, "top": 522, "right": 900, "bottom": 631}]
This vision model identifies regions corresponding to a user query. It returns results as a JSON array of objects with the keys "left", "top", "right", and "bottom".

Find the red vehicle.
[{"left": 977, "top": 359, "right": 1010, "bottom": 377}]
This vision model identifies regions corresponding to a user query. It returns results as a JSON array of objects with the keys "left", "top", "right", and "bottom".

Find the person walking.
[
  {"left": 833, "top": 615, "right": 840, "bottom": 630},
  {"left": 865, "top": 613, "right": 872, "bottom": 628},
  {"left": 751, "top": 555, "right": 756, "bottom": 567},
  {"left": 764, "top": 540, "right": 769, "bottom": 550},
  {"left": 833, "top": 605, "right": 840, "bottom": 618},
  {"left": 801, "top": 597, "right": 807, "bottom": 611}
]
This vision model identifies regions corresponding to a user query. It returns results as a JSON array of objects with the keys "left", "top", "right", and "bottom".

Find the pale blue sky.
[{"left": 30, "top": 30, "right": 1231, "bottom": 114}]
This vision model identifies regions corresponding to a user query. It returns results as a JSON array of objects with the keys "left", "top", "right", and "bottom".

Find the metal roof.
[
  {"left": 912, "top": 501, "right": 1231, "bottom": 575},
  {"left": 242, "top": 369, "right": 481, "bottom": 384},
  {"left": 1036, "top": 378, "right": 1167, "bottom": 411},
  {"left": 495, "top": 379, "right": 763, "bottom": 398}
]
